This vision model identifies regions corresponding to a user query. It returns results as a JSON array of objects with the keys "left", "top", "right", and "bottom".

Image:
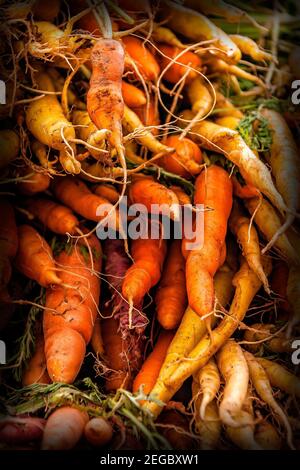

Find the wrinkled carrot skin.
[
  {"left": 123, "top": 36, "right": 160, "bottom": 81},
  {"left": 26, "top": 198, "right": 79, "bottom": 235},
  {"left": 44, "top": 234, "right": 101, "bottom": 383},
  {"left": 158, "top": 45, "right": 202, "bottom": 84},
  {"left": 122, "top": 81, "right": 147, "bottom": 108},
  {"left": 87, "top": 39, "right": 124, "bottom": 150},
  {"left": 232, "top": 176, "right": 260, "bottom": 199},
  {"left": 270, "top": 262, "right": 290, "bottom": 314},
  {"left": 53, "top": 177, "right": 116, "bottom": 224},
  {"left": 22, "top": 332, "right": 50, "bottom": 386},
  {"left": 183, "top": 166, "right": 233, "bottom": 319},
  {"left": 156, "top": 240, "right": 187, "bottom": 330},
  {"left": 133, "top": 330, "right": 174, "bottom": 394},
  {"left": 102, "top": 317, "right": 131, "bottom": 392},
  {"left": 122, "top": 237, "right": 167, "bottom": 306},
  {"left": 159, "top": 135, "right": 202, "bottom": 178},
  {"left": 15, "top": 225, "right": 61, "bottom": 287},
  {"left": 128, "top": 177, "right": 180, "bottom": 220},
  {"left": 18, "top": 170, "right": 50, "bottom": 195}
]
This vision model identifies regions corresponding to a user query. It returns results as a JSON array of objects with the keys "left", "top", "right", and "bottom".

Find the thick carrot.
[
  {"left": 133, "top": 330, "right": 174, "bottom": 395},
  {"left": 122, "top": 236, "right": 167, "bottom": 308},
  {"left": 232, "top": 175, "right": 260, "bottom": 199},
  {"left": 0, "top": 129, "right": 19, "bottom": 170},
  {"left": 158, "top": 135, "right": 202, "bottom": 178},
  {"left": 122, "top": 36, "right": 160, "bottom": 81},
  {"left": 245, "top": 197, "right": 299, "bottom": 265},
  {"left": 184, "top": 120, "right": 287, "bottom": 216},
  {"left": 155, "top": 240, "right": 187, "bottom": 330},
  {"left": 134, "top": 98, "right": 160, "bottom": 135},
  {"left": 229, "top": 200, "right": 270, "bottom": 292},
  {"left": 15, "top": 225, "right": 61, "bottom": 287},
  {"left": 93, "top": 184, "right": 120, "bottom": 205},
  {"left": 244, "top": 350, "right": 294, "bottom": 449},
  {"left": 183, "top": 166, "right": 232, "bottom": 328},
  {"left": 22, "top": 329, "right": 50, "bottom": 386},
  {"left": 128, "top": 176, "right": 180, "bottom": 221},
  {"left": 260, "top": 109, "right": 300, "bottom": 251},
  {"left": 25, "top": 198, "right": 79, "bottom": 235},
  {"left": 42, "top": 407, "right": 89, "bottom": 450},
  {"left": 162, "top": 1, "right": 241, "bottom": 63},
  {"left": 257, "top": 358, "right": 300, "bottom": 397},
  {"left": 169, "top": 185, "right": 191, "bottom": 205},
  {"left": 195, "top": 358, "right": 220, "bottom": 420},
  {"left": 143, "top": 256, "right": 271, "bottom": 418},
  {"left": 217, "top": 340, "right": 250, "bottom": 428},
  {"left": 158, "top": 45, "right": 201, "bottom": 84},
  {"left": 52, "top": 177, "right": 117, "bottom": 226},
  {"left": 18, "top": 169, "right": 50, "bottom": 195},
  {"left": 122, "top": 81, "right": 146, "bottom": 108},
  {"left": 44, "top": 233, "right": 101, "bottom": 383}
]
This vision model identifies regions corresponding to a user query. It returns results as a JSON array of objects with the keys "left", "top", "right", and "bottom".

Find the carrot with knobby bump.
[
  {"left": 229, "top": 35, "right": 273, "bottom": 62},
  {"left": 72, "top": 110, "right": 106, "bottom": 160},
  {"left": 243, "top": 323, "right": 292, "bottom": 354},
  {"left": 122, "top": 235, "right": 167, "bottom": 310},
  {"left": 229, "top": 200, "right": 270, "bottom": 293},
  {"left": 128, "top": 176, "right": 180, "bottom": 221},
  {"left": 187, "top": 77, "right": 213, "bottom": 117},
  {"left": 232, "top": 176, "right": 259, "bottom": 199},
  {"left": 143, "top": 256, "right": 271, "bottom": 419},
  {"left": 155, "top": 240, "right": 187, "bottom": 330},
  {"left": 158, "top": 44, "right": 202, "bottom": 84},
  {"left": 25, "top": 72, "right": 80, "bottom": 174},
  {"left": 217, "top": 340, "right": 250, "bottom": 428},
  {"left": 18, "top": 169, "right": 50, "bottom": 195},
  {"left": 52, "top": 177, "right": 117, "bottom": 227},
  {"left": 122, "top": 36, "right": 160, "bottom": 81},
  {"left": 93, "top": 184, "right": 120, "bottom": 205},
  {"left": 133, "top": 330, "right": 174, "bottom": 395},
  {"left": 183, "top": 165, "right": 232, "bottom": 331},
  {"left": 196, "top": 358, "right": 221, "bottom": 420},
  {"left": 123, "top": 105, "right": 173, "bottom": 155},
  {"left": 255, "top": 421, "right": 282, "bottom": 450},
  {"left": 162, "top": 1, "right": 241, "bottom": 63},
  {"left": 260, "top": 109, "right": 300, "bottom": 252},
  {"left": 84, "top": 417, "right": 113, "bottom": 447},
  {"left": 0, "top": 129, "right": 19, "bottom": 170},
  {"left": 122, "top": 81, "right": 146, "bottom": 108},
  {"left": 244, "top": 350, "right": 294, "bottom": 449},
  {"left": 15, "top": 225, "right": 61, "bottom": 287},
  {"left": 25, "top": 198, "right": 79, "bottom": 235},
  {"left": 244, "top": 197, "right": 299, "bottom": 265},
  {"left": 286, "top": 266, "right": 300, "bottom": 335},
  {"left": 257, "top": 358, "right": 300, "bottom": 397},
  {"left": 44, "top": 233, "right": 101, "bottom": 383},
  {"left": 184, "top": 120, "right": 287, "bottom": 216},
  {"left": 42, "top": 407, "right": 89, "bottom": 450},
  {"left": 158, "top": 135, "right": 202, "bottom": 178}
]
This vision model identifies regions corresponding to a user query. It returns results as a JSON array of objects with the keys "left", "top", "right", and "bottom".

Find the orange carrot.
[
  {"left": 128, "top": 176, "right": 180, "bottom": 221},
  {"left": 155, "top": 240, "right": 187, "bottom": 329},
  {"left": 134, "top": 98, "right": 160, "bottom": 135},
  {"left": 53, "top": 177, "right": 117, "bottom": 226},
  {"left": 133, "top": 330, "right": 174, "bottom": 394},
  {"left": 91, "top": 317, "right": 104, "bottom": 357},
  {"left": 15, "top": 225, "right": 61, "bottom": 287},
  {"left": 42, "top": 407, "right": 89, "bottom": 450},
  {"left": 169, "top": 185, "right": 191, "bottom": 205},
  {"left": 122, "top": 81, "right": 147, "bottom": 108},
  {"left": 159, "top": 135, "right": 202, "bottom": 178},
  {"left": 122, "top": 236, "right": 167, "bottom": 308},
  {"left": 26, "top": 198, "right": 79, "bottom": 235},
  {"left": 183, "top": 166, "right": 233, "bottom": 330},
  {"left": 123, "top": 36, "right": 160, "bottom": 81},
  {"left": 18, "top": 169, "right": 50, "bottom": 195},
  {"left": 44, "top": 233, "right": 101, "bottom": 383},
  {"left": 93, "top": 184, "right": 120, "bottom": 205},
  {"left": 158, "top": 44, "right": 202, "bottom": 84},
  {"left": 232, "top": 175, "right": 260, "bottom": 199},
  {"left": 22, "top": 328, "right": 50, "bottom": 386}
]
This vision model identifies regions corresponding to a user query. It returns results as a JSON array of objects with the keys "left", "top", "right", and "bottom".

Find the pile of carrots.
[{"left": 0, "top": 0, "right": 300, "bottom": 451}]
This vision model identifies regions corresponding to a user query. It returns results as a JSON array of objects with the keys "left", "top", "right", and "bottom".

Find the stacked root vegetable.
[{"left": 0, "top": 0, "right": 300, "bottom": 451}]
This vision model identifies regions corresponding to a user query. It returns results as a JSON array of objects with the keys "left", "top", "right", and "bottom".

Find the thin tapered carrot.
[
  {"left": 195, "top": 357, "right": 221, "bottom": 420},
  {"left": 25, "top": 198, "right": 79, "bottom": 235},
  {"left": 229, "top": 35, "right": 273, "bottom": 62},
  {"left": 15, "top": 225, "right": 61, "bottom": 287},
  {"left": 187, "top": 77, "right": 214, "bottom": 118},
  {"left": 133, "top": 330, "right": 174, "bottom": 395},
  {"left": 18, "top": 169, "right": 50, "bottom": 195},
  {"left": 183, "top": 165, "right": 232, "bottom": 330},
  {"left": 122, "top": 36, "right": 160, "bottom": 81},
  {"left": 155, "top": 240, "right": 187, "bottom": 330}
]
